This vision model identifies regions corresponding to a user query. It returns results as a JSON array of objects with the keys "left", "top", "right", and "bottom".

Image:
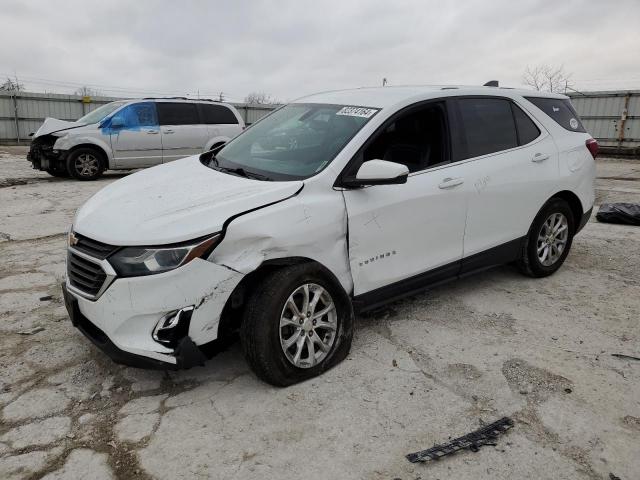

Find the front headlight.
[{"left": 109, "top": 234, "right": 220, "bottom": 277}]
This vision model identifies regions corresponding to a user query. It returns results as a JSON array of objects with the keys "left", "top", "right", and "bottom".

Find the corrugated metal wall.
[
  {"left": 568, "top": 90, "right": 640, "bottom": 154},
  {"left": 0, "top": 91, "right": 277, "bottom": 143}
]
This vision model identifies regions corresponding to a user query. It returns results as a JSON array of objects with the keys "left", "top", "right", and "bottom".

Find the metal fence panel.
[{"left": 569, "top": 90, "right": 640, "bottom": 152}]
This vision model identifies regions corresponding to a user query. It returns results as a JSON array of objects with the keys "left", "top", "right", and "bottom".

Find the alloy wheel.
[
  {"left": 279, "top": 283, "right": 337, "bottom": 368},
  {"left": 74, "top": 153, "right": 99, "bottom": 177},
  {"left": 536, "top": 212, "right": 569, "bottom": 266}
]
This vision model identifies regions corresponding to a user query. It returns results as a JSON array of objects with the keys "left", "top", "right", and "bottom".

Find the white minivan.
[
  {"left": 28, "top": 98, "right": 245, "bottom": 180},
  {"left": 62, "top": 85, "right": 597, "bottom": 386}
]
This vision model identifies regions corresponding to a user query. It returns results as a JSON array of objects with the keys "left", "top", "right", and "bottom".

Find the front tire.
[
  {"left": 66, "top": 148, "right": 105, "bottom": 181},
  {"left": 240, "top": 264, "right": 353, "bottom": 387},
  {"left": 517, "top": 198, "right": 575, "bottom": 277},
  {"left": 45, "top": 167, "right": 69, "bottom": 178}
]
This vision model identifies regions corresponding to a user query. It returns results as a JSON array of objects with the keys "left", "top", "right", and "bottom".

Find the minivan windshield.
[
  {"left": 77, "top": 101, "right": 127, "bottom": 125},
  {"left": 208, "top": 103, "right": 378, "bottom": 180}
]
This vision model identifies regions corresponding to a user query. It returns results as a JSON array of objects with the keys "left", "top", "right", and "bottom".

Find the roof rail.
[
  {"left": 483, "top": 80, "right": 499, "bottom": 87},
  {"left": 142, "top": 96, "right": 189, "bottom": 100},
  {"left": 140, "top": 97, "right": 221, "bottom": 102}
]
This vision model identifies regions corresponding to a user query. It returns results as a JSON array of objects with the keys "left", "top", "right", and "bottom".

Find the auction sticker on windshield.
[{"left": 336, "top": 106, "right": 379, "bottom": 118}]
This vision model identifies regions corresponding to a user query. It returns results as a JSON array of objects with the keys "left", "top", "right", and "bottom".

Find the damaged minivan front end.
[{"left": 27, "top": 132, "right": 70, "bottom": 174}]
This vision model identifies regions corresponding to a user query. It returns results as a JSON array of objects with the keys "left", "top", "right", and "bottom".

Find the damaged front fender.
[{"left": 211, "top": 183, "right": 353, "bottom": 295}]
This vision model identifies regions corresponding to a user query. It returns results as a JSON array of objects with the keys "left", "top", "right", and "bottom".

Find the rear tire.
[
  {"left": 66, "top": 148, "right": 105, "bottom": 181},
  {"left": 240, "top": 263, "right": 353, "bottom": 387},
  {"left": 517, "top": 198, "right": 575, "bottom": 278}
]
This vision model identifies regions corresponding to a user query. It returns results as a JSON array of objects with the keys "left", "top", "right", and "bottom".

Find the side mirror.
[
  {"left": 341, "top": 160, "right": 409, "bottom": 188},
  {"left": 109, "top": 117, "right": 125, "bottom": 129}
]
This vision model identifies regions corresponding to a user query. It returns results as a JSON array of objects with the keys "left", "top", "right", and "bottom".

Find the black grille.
[
  {"left": 73, "top": 233, "right": 119, "bottom": 260},
  {"left": 68, "top": 251, "right": 107, "bottom": 296}
]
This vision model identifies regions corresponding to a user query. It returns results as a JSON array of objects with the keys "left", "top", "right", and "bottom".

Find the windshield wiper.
[
  {"left": 215, "top": 166, "right": 272, "bottom": 181},
  {"left": 201, "top": 151, "right": 272, "bottom": 181}
]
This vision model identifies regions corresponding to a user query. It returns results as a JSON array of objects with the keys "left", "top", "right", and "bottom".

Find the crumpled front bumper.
[
  {"left": 27, "top": 137, "right": 67, "bottom": 171},
  {"left": 63, "top": 257, "right": 244, "bottom": 369}
]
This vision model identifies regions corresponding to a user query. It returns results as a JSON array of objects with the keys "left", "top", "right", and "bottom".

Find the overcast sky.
[{"left": 1, "top": 0, "right": 639, "bottom": 101}]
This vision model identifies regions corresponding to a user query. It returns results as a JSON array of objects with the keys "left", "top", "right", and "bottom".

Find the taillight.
[{"left": 586, "top": 138, "right": 598, "bottom": 159}]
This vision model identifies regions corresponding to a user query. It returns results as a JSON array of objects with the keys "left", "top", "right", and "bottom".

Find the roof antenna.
[{"left": 483, "top": 80, "right": 499, "bottom": 87}]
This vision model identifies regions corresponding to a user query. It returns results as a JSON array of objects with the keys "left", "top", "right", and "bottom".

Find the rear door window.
[
  {"left": 198, "top": 104, "right": 238, "bottom": 124},
  {"left": 457, "top": 98, "right": 518, "bottom": 159},
  {"left": 524, "top": 97, "right": 586, "bottom": 132},
  {"left": 511, "top": 104, "right": 541, "bottom": 145},
  {"left": 157, "top": 103, "right": 200, "bottom": 125}
]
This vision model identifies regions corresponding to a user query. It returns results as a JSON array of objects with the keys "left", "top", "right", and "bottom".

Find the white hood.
[
  {"left": 34, "top": 117, "right": 83, "bottom": 137},
  {"left": 74, "top": 155, "right": 303, "bottom": 245}
]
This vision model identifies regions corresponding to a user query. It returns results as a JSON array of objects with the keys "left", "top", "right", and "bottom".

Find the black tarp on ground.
[{"left": 596, "top": 203, "right": 640, "bottom": 226}]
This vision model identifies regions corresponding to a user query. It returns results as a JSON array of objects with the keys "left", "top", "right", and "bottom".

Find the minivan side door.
[
  {"left": 451, "top": 97, "right": 558, "bottom": 271},
  {"left": 341, "top": 101, "right": 468, "bottom": 299},
  {"left": 156, "top": 102, "right": 209, "bottom": 162},
  {"left": 108, "top": 102, "right": 163, "bottom": 168}
]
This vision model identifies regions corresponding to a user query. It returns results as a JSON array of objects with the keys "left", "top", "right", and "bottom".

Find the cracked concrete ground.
[{"left": 1, "top": 145, "right": 639, "bottom": 479}]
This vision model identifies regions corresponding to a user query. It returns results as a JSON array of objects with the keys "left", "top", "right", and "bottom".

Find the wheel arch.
[
  {"left": 217, "top": 257, "right": 352, "bottom": 341},
  {"left": 548, "top": 190, "right": 583, "bottom": 231},
  {"left": 67, "top": 143, "right": 109, "bottom": 169},
  {"left": 204, "top": 136, "right": 230, "bottom": 152}
]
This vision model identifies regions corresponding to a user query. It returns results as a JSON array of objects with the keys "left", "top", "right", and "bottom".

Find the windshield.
[
  {"left": 208, "top": 104, "right": 378, "bottom": 180},
  {"left": 77, "top": 101, "right": 127, "bottom": 125}
]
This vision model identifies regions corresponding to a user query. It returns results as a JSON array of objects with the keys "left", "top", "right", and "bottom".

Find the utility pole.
[
  {"left": 11, "top": 71, "right": 20, "bottom": 144},
  {"left": 11, "top": 89, "right": 20, "bottom": 144}
]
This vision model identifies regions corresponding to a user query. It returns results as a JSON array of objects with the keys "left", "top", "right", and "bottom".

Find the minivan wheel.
[
  {"left": 67, "top": 148, "right": 105, "bottom": 181},
  {"left": 517, "top": 198, "right": 575, "bottom": 278},
  {"left": 240, "top": 263, "right": 353, "bottom": 387}
]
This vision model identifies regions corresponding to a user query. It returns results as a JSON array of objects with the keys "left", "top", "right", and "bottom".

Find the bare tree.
[
  {"left": 244, "top": 91, "right": 279, "bottom": 104},
  {"left": 523, "top": 65, "right": 574, "bottom": 93},
  {"left": 74, "top": 86, "right": 103, "bottom": 97},
  {"left": 0, "top": 77, "right": 24, "bottom": 91}
]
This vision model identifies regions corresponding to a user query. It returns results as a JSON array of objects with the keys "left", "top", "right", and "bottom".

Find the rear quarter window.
[
  {"left": 198, "top": 104, "right": 239, "bottom": 124},
  {"left": 511, "top": 104, "right": 541, "bottom": 145},
  {"left": 525, "top": 97, "right": 586, "bottom": 133}
]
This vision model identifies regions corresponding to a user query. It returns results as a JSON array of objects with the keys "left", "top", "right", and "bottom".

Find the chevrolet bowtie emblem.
[{"left": 69, "top": 232, "right": 79, "bottom": 246}]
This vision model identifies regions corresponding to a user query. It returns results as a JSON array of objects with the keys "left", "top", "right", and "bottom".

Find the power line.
[{"left": 0, "top": 71, "right": 245, "bottom": 101}]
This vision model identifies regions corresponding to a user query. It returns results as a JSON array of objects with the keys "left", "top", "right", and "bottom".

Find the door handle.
[
  {"left": 532, "top": 153, "right": 550, "bottom": 163},
  {"left": 163, "top": 129, "right": 175, "bottom": 134},
  {"left": 145, "top": 130, "right": 159, "bottom": 134},
  {"left": 438, "top": 177, "right": 464, "bottom": 189}
]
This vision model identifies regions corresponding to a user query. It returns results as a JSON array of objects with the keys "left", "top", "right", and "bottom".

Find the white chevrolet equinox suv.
[
  {"left": 28, "top": 98, "right": 244, "bottom": 180},
  {"left": 62, "top": 85, "right": 597, "bottom": 386}
]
